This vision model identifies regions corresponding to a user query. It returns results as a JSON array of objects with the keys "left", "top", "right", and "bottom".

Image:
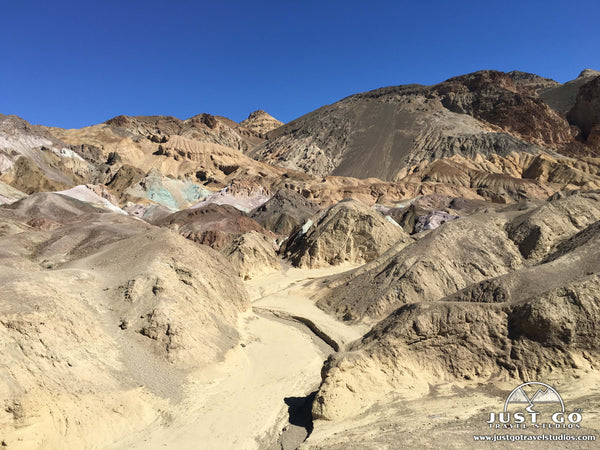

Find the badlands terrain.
[{"left": 1, "top": 69, "right": 600, "bottom": 448}]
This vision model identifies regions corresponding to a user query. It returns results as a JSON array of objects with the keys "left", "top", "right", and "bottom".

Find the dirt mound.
[
  {"left": 221, "top": 231, "right": 279, "bottom": 280},
  {"left": 155, "top": 203, "right": 272, "bottom": 249},
  {"left": 281, "top": 199, "right": 409, "bottom": 268},
  {"left": 250, "top": 189, "right": 319, "bottom": 236}
]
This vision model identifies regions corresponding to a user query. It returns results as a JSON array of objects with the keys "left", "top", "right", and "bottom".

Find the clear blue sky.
[{"left": 1, "top": 0, "right": 599, "bottom": 128}]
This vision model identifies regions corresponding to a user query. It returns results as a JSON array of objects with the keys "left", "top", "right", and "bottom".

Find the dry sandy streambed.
[{"left": 111, "top": 264, "right": 362, "bottom": 449}]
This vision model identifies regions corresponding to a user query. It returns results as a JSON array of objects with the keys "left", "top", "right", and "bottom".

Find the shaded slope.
[
  {"left": 155, "top": 203, "right": 273, "bottom": 249},
  {"left": 250, "top": 189, "right": 320, "bottom": 236}
]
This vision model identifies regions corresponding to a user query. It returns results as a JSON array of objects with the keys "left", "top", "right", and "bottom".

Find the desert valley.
[{"left": 1, "top": 68, "right": 600, "bottom": 448}]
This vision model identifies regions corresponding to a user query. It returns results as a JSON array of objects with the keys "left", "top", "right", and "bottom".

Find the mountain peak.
[
  {"left": 577, "top": 69, "right": 600, "bottom": 79},
  {"left": 240, "top": 110, "right": 283, "bottom": 137}
]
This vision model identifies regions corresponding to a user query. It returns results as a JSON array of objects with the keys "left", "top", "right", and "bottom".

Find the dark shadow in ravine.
[{"left": 284, "top": 391, "right": 317, "bottom": 436}]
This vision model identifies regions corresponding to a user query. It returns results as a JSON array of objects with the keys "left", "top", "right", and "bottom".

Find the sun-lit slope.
[
  {"left": 0, "top": 195, "right": 250, "bottom": 448},
  {"left": 308, "top": 191, "right": 600, "bottom": 423}
]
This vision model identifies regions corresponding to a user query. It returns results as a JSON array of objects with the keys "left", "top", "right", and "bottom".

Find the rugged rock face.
[
  {"left": 506, "top": 190, "right": 600, "bottom": 260},
  {"left": 281, "top": 199, "right": 409, "bottom": 268},
  {"left": 317, "top": 210, "right": 524, "bottom": 322},
  {"left": 432, "top": 71, "right": 572, "bottom": 148},
  {"left": 103, "top": 113, "right": 264, "bottom": 153},
  {"left": 0, "top": 114, "right": 95, "bottom": 193},
  {"left": 311, "top": 191, "right": 600, "bottom": 421},
  {"left": 567, "top": 75, "right": 600, "bottom": 150},
  {"left": 540, "top": 69, "right": 600, "bottom": 114},
  {"left": 250, "top": 70, "right": 581, "bottom": 181},
  {"left": 507, "top": 70, "right": 560, "bottom": 93},
  {"left": 123, "top": 167, "right": 212, "bottom": 210},
  {"left": 155, "top": 203, "right": 273, "bottom": 249},
  {"left": 413, "top": 210, "right": 459, "bottom": 232},
  {"left": 250, "top": 189, "right": 320, "bottom": 236},
  {"left": 221, "top": 231, "right": 279, "bottom": 280},
  {"left": 313, "top": 274, "right": 600, "bottom": 421},
  {"left": 239, "top": 110, "right": 283, "bottom": 138}
]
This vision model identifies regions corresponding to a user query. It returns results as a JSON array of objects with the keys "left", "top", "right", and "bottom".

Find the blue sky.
[{"left": 1, "top": 0, "right": 599, "bottom": 128}]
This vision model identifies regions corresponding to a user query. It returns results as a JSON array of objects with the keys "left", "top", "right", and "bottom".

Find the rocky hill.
[
  {"left": 309, "top": 191, "right": 600, "bottom": 422},
  {"left": 281, "top": 199, "right": 410, "bottom": 268},
  {"left": 2, "top": 67, "right": 600, "bottom": 449},
  {"left": 250, "top": 70, "right": 600, "bottom": 182},
  {"left": 240, "top": 110, "right": 283, "bottom": 138}
]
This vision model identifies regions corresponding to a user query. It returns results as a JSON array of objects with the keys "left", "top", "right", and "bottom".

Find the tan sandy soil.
[
  {"left": 110, "top": 263, "right": 371, "bottom": 449},
  {"left": 247, "top": 263, "right": 370, "bottom": 349},
  {"left": 304, "top": 373, "right": 600, "bottom": 449},
  {"left": 111, "top": 309, "right": 326, "bottom": 450}
]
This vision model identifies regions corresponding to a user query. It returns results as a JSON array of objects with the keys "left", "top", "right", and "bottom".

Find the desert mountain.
[
  {"left": 250, "top": 70, "right": 600, "bottom": 182},
  {"left": 0, "top": 114, "right": 95, "bottom": 193},
  {"left": 540, "top": 68, "right": 600, "bottom": 114},
  {"left": 2, "top": 68, "right": 600, "bottom": 448},
  {"left": 154, "top": 202, "right": 273, "bottom": 249},
  {"left": 250, "top": 188, "right": 320, "bottom": 236},
  {"left": 0, "top": 198, "right": 249, "bottom": 447}
]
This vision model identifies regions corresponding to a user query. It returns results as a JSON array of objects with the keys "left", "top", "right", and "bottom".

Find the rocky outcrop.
[
  {"left": 250, "top": 189, "right": 319, "bottom": 236},
  {"left": 567, "top": 74, "right": 600, "bottom": 149},
  {"left": 312, "top": 192, "right": 600, "bottom": 421},
  {"left": 540, "top": 68, "right": 600, "bottom": 114},
  {"left": 239, "top": 110, "right": 283, "bottom": 138},
  {"left": 432, "top": 71, "right": 572, "bottom": 148},
  {"left": 0, "top": 114, "right": 96, "bottom": 194},
  {"left": 506, "top": 190, "right": 600, "bottom": 260},
  {"left": 221, "top": 231, "right": 279, "bottom": 280},
  {"left": 317, "top": 211, "right": 523, "bottom": 322},
  {"left": 313, "top": 274, "right": 600, "bottom": 421},
  {"left": 507, "top": 70, "right": 560, "bottom": 93},
  {"left": 281, "top": 199, "right": 409, "bottom": 268},
  {"left": 104, "top": 113, "right": 264, "bottom": 153},
  {"left": 155, "top": 203, "right": 273, "bottom": 249},
  {"left": 413, "top": 210, "right": 459, "bottom": 232}
]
